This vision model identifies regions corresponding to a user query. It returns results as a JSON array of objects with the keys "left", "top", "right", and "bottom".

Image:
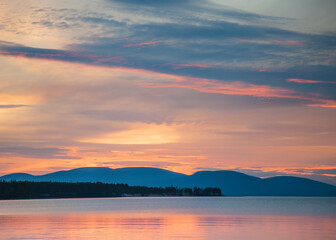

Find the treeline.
[{"left": 0, "top": 181, "right": 222, "bottom": 200}]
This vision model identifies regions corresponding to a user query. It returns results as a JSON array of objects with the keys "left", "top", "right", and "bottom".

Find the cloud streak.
[
  {"left": 273, "top": 40, "right": 304, "bottom": 46},
  {"left": 0, "top": 147, "right": 79, "bottom": 159},
  {"left": 287, "top": 78, "right": 336, "bottom": 84},
  {"left": 0, "top": 43, "right": 125, "bottom": 65},
  {"left": 139, "top": 77, "right": 336, "bottom": 108},
  {"left": 166, "top": 63, "right": 213, "bottom": 69},
  {"left": 0, "top": 105, "right": 27, "bottom": 109},
  {"left": 123, "top": 40, "right": 164, "bottom": 47},
  {"left": 231, "top": 166, "right": 336, "bottom": 185},
  {"left": 1, "top": 40, "right": 335, "bottom": 108}
]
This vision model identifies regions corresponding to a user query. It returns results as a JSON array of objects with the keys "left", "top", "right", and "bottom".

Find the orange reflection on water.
[{"left": 0, "top": 212, "right": 335, "bottom": 240}]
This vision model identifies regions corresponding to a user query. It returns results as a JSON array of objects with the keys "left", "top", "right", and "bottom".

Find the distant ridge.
[{"left": 1, "top": 167, "right": 336, "bottom": 196}]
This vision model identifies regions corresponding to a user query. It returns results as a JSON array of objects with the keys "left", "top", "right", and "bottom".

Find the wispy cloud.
[
  {"left": 1, "top": 41, "right": 335, "bottom": 108},
  {"left": 139, "top": 77, "right": 336, "bottom": 108},
  {"left": 123, "top": 40, "right": 164, "bottom": 47},
  {"left": 0, "top": 105, "right": 27, "bottom": 109},
  {"left": 287, "top": 78, "right": 336, "bottom": 84},
  {"left": 0, "top": 147, "right": 80, "bottom": 159},
  {"left": 166, "top": 63, "right": 213, "bottom": 69},
  {"left": 0, "top": 43, "right": 125, "bottom": 65},
  {"left": 273, "top": 40, "right": 304, "bottom": 46},
  {"left": 231, "top": 166, "right": 336, "bottom": 185}
]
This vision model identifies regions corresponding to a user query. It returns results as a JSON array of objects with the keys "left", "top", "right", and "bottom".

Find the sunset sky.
[{"left": 1, "top": 0, "right": 336, "bottom": 184}]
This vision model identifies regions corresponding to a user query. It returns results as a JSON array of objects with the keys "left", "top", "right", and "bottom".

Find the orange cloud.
[
  {"left": 287, "top": 78, "right": 336, "bottom": 84},
  {"left": 258, "top": 69, "right": 285, "bottom": 73},
  {"left": 2, "top": 50, "right": 335, "bottom": 108},
  {"left": 79, "top": 124, "right": 181, "bottom": 145},
  {"left": 233, "top": 38, "right": 304, "bottom": 46},
  {"left": 138, "top": 77, "right": 336, "bottom": 108},
  {"left": 273, "top": 40, "right": 304, "bottom": 46},
  {"left": 0, "top": 50, "right": 125, "bottom": 64},
  {"left": 123, "top": 40, "right": 164, "bottom": 47},
  {"left": 168, "top": 63, "right": 213, "bottom": 69},
  {"left": 266, "top": 166, "right": 336, "bottom": 177},
  {"left": 306, "top": 101, "right": 336, "bottom": 108}
]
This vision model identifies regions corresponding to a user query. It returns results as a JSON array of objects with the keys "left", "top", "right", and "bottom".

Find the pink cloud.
[
  {"left": 123, "top": 40, "right": 164, "bottom": 47},
  {"left": 233, "top": 38, "right": 304, "bottom": 46},
  {"left": 306, "top": 100, "right": 336, "bottom": 108},
  {"left": 165, "top": 63, "right": 213, "bottom": 69},
  {"left": 138, "top": 77, "right": 336, "bottom": 108},
  {"left": 0, "top": 50, "right": 125, "bottom": 64},
  {"left": 273, "top": 40, "right": 304, "bottom": 46},
  {"left": 94, "top": 56, "right": 126, "bottom": 64},
  {"left": 232, "top": 38, "right": 264, "bottom": 44},
  {"left": 139, "top": 78, "right": 294, "bottom": 98},
  {"left": 258, "top": 69, "right": 285, "bottom": 73},
  {"left": 2, "top": 49, "right": 335, "bottom": 108},
  {"left": 287, "top": 78, "right": 336, "bottom": 84}
]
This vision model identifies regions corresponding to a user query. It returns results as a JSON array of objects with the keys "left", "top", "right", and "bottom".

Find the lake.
[{"left": 0, "top": 197, "right": 335, "bottom": 239}]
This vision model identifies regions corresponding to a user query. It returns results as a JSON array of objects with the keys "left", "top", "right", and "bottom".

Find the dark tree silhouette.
[{"left": 0, "top": 181, "right": 222, "bottom": 200}]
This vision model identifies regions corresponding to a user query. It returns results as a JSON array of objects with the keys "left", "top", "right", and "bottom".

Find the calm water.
[{"left": 0, "top": 197, "right": 335, "bottom": 239}]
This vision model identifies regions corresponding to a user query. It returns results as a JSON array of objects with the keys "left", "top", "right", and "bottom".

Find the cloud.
[
  {"left": 306, "top": 102, "right": 336, "bottom": 108},
  {"left": 0, "top": 42, "right": 125, "bottom": 65},
  {"left": 1, "top": 40, "right": 335, "bottom": 108},
  {"left": 166, "top": 63, "right": 213, "bottom": 69},
  {"left": 76, "top": 109, "right": 171, "bottom": 124},
  {"left": 0, "top": 146, "right": 79, "bottom": 159},
  {"left": 1, "top": 0, "right": 336, "bottom": 182},
  {"left": 273, "top": 40, "right": 304, "bottom": 46},
  {"left": 138, "top": 77, "right": 336, "bottom": 108},
  {"left": 79, "top": 123, "right": 180, "bottom": 145},
  {"left": 0, "top": 58, "right": 334, "bottom": 178},
  {"left": 231, "top": 167, "right": 336, "bottom": 185},
  {"left": 287, "top": 78, "right": 336, "bottom": 84},
  {"left": 95, "top": 160, "right": 184, "bottom": 168},
  {"left": 287, "top": 167, "right": 336, "bottom": 176},
  {"left": 106, "top": 0, "right": 284, "bottom": 23},
  {"left": 107, "top": 0, "right": 194, "bottom": 6},
  {"left": 123, "top": 40, "right": 164, "bottom": 47},
  {"left": 80, "top": 16, "right": 126, "bottom": 28},
  {"left": 0, "top": 105, "right": 27, "bottom": 109},
  {"left": 2, "top": 0, "right": 336, "bottom": 80}
]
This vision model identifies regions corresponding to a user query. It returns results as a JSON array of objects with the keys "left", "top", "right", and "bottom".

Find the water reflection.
[
  {"left": 0, "top": 213, "right": 335, "bottom": 240},
  {"left": 0, "top": 198, "right": 335, "bottom": 239}
]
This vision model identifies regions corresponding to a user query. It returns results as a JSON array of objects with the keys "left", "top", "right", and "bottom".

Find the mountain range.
[{"left": 1, "top": 167, "right": 335, "bottom": 196}]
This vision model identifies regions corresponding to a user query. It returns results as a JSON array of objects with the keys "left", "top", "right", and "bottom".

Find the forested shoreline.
[{"left": 0, "top": 181, "right": 222, "bottom": 200}]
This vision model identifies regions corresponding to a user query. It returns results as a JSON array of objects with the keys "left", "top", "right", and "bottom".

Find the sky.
[{"left": 0, "top": 0, "right": 336, "bottom": 184}]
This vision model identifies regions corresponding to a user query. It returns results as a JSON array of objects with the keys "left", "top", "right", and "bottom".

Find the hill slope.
[{"left": 1, "top": 167, "right": 335, "bottom": 196}]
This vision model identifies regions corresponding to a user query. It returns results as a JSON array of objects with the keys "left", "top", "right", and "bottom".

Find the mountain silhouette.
[{"left": 1, "top": 167, "right": 335, "bottom": 196}]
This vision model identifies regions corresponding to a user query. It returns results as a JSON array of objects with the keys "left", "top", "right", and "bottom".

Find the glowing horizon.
[{"left": 0, "top": 0, "right": 336, "bottom": 185}]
